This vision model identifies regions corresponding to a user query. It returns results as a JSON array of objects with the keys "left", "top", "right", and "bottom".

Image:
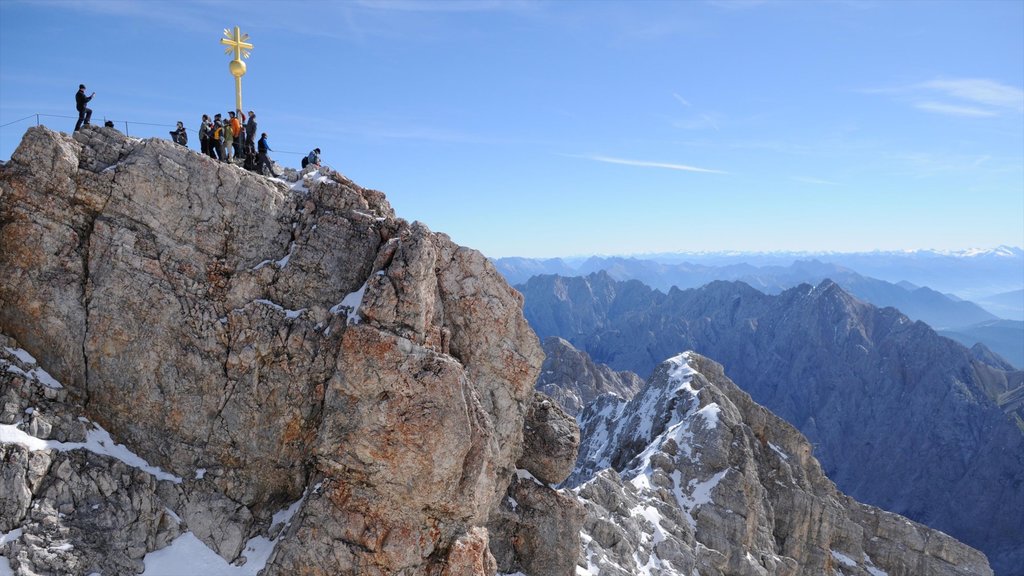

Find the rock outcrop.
[
  {"left": 536, "top": 337, "right": 644, "bottom": 417},
  {"left": 520, "top": 272, "right": 1024, "bottom": 574},
  {"left": 571, "top": 352, "right": 994, "bottom": 576},
  {"left": 0, "top": 126, "right": 548, "bottom": 574}
]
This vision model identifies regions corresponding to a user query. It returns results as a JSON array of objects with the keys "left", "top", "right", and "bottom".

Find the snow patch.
[
  {"left": 0, "top": 527, "right": 23, "bottom": 546},
  {"left": 769, "top": 442, "right": 790, "bottom": 461},
  {"left": 251, "top": 299, "right": 306, "bottom": 320},
  {"left": 3, "top": 346, "right": 63, "bottom": 389},
  {"left": 0, "top": 422, "right": 183, "bottom": 483},
  {"left": 697, "top": 403, "right": 720, "bottom": 429},
  {"left": 142, "top": 532, "right": 273, "bottom": 576},
  {"left": 330, "top": 282, "right": 367, "bottom": 325},
  {"left": 143, "top": 490, "right": 307, "bottom": 575},
  {"left": 831, "top": 550, "right": 857, "bottom": 567}
]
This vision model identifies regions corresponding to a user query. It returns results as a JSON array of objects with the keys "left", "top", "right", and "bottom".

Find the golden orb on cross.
[
  {"left": 229, "top": 59, "right": 246, "bottom": 78},
  {"left": 220, "top": 26, "right": 253, "bottom": 111}
]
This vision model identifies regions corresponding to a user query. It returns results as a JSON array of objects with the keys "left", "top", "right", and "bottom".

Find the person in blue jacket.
[{"left": 257, "top": 132, "right": 279, "bottom": 177}]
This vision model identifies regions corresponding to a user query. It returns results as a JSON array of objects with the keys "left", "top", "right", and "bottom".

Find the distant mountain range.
[
  {"left": 518, "top": 272, "right": 1024, "bottom": 575},
  {"left": 495, "top": 253, "right": 1023, "bottom": 367},
  {"left": 495, "top": 245, "right": 1024, "bottom": 305}
]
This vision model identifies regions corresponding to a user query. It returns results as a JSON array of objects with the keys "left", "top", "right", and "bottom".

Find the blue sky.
[{"left": 1, "top": 0, "right": 1022, "bottom": 258}]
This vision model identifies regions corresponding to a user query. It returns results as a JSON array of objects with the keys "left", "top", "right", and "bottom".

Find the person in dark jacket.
[
  {"left": 303, "top": 148, "right": 321, "bottom": 168},
  {"left": 257, "top": 132, "right": 279, "bottom": 177},
  {"left": 74, "top": 84, "right": 94, "bottom": 131},
  {"left": 169, "top": 121, "right": 188, "bottom": 147},
  {"left": 198, "top": 114, "right": 211, "bottom": 156},
  {"left": 245, "top": 111, "right": 257, "bottom": 159},
  {"left": 212, "top": 115, "right": 226, "bottom": 161}
]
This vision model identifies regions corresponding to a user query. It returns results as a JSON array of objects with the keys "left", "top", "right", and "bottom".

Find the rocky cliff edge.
[{"left": 0, "top": 125, "right": 577, "bottom": 574}]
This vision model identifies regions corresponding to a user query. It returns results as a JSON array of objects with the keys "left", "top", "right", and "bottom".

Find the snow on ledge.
[
  {"left": 3, "top": 345, "right": 63, "bottom": 389},
  {"left": 250, "top": 299, "right": 306, "bottom": 320},
  {"left": 329, "top": 281, "right": 368, "bottom": 325},
  {"left": 142, "top": 488, "right": 310, "bottom": 575},
  {"left": 0, "top": 422, "right": 182, "bottom": 484}
]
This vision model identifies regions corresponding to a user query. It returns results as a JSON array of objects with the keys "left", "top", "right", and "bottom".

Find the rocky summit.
[
  {"left": 569, "top": 351, "right": 993, "bottom": 576},
  {"left": 0, "top": 126, "right": 997, "bottom": 576},
  {"left": 0, "top": 125, "right": 576, "bottom": 575}
]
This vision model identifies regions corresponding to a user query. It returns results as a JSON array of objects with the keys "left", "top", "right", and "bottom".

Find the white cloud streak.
[
  {"left": 919, "top": 78, "right": 1024, "bottom": 110},
  {"left": 581, "top": 155, "right": 727, "bottom": 174},
  {"left": 867, "top": 77, "right": 1024, "bottom": 118},
  {"left": 914, "top": 101, "right": 997, "bottom": 118}
]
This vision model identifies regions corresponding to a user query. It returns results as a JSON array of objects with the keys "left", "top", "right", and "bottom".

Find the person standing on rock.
[
  {"left": 232, "top": 110, "right": 244, "bottom": 160},
  {"left": 199, "top": 114, "right": 212, "bottom": 156},
  {"left": 245, "top": 111, "right": 257, "bottom": 159},
  {"left": 212, "top": 116, "right": 226, "bottom": 161},
  {"left": 224, "top": 112, "right": 236, "bottom": 162},
  {"left": 257, "top": 132, "right": 279, "bottom": 177},
  {"left": 74, "top": 84, "right": 94, "bottom": 131}
]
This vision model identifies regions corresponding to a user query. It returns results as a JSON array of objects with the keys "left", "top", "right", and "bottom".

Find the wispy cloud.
[
  {"left": 865, "top": 77, "right": 1024, "bottom": 118},
  {"left": 575, "top": 154, "right": 727, "bottom": 174},
  {"left": 919, "top": 78, "right": 1024, "bottom": 110},
  {"left": 673, "top": 93, "right": 692, "bottom": 107},
  {"left": 914, "top": 101, "right": 996, "bottom": 118}
]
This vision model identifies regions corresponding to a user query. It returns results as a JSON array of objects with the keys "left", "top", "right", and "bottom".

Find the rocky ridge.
[
  {"left": 0, "top": 125, "right": 578, "bottom": 574},
  {"left": 519, "top": 272, "right": 1024, "bottom": 574},
  {"left": 535, "top": 337, "right": 644, "bottom": 417},
  {"left": 570, "top": 351, "right": 993, "bottom": 576}
]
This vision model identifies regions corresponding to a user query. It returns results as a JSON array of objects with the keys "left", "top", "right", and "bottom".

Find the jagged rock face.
[
  {"left": 485, "top": 392, "right": 585, "bottom": 576},
  {"left": 536, "top": 336, "right": 644, "bottom": 417},
  {"left": 0, "top": 126, "right": 544, "bottom": 574},
  {"left": 521, "top": 272, "right": 1024, "bottom": 574},
  {"left": 572, "top": 352, "right": 994, "bottom": 576}
]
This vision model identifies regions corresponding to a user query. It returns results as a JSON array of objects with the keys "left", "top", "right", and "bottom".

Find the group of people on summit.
[{"left": 74, "top": 83, "right": 320, "bottom": 178}]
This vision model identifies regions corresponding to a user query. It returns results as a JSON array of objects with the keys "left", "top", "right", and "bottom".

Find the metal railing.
[{"left": 0, "top": 113, "right": 305, "bottom": 156}]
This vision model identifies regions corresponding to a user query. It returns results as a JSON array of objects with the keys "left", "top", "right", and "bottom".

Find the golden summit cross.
[{"left": 220, "top": 26, "right": 253, "bottom": 112}]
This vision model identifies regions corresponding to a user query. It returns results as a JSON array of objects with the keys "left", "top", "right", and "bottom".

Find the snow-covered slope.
[{"left": 570, "top": 352, "right": 994, "bottom": 576}]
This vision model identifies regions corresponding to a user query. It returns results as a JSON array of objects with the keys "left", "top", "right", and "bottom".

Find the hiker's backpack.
[{"left": 301, "top": 156, "right": 309, "bottom": 169}]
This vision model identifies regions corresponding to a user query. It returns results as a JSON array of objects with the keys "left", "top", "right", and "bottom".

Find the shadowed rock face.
[
  {"left": 521, "top": 272, "right": 1024, "bottom": 574},
  {"left": 0, "top": 125, "right": 546, "bottom": 574},
  {"left": 571, "top": 352, "right": 994, "bottom": 576},
  {"left": 535, "top": 336, "right": 644, "bottom": 417}
]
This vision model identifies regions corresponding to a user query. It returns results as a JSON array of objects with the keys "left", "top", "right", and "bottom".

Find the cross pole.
[{"left": 220, "top": 26, "right": 253, "bottom": 112}]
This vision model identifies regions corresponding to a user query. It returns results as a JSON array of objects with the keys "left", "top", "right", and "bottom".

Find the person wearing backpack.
[
  {"left": 74, "top": 84, "right": 95, "bottom": 131},
  {"left": 212, "top": 117, "right": 226, "bottom": 161},
  {"left": 302, "top": 148, "right": 321, "bottom": 169}
]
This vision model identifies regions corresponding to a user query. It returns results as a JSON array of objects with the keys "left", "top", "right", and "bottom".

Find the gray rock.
[
  {"left": 536, "top": 336, "right": 643, "bottom": 417},
  {"left": 0, "top": 125, "right": 543, "bottom": 574},
  {"left": 572, "top": 352, "right": 994, "bottom": 576},
  {"left": 520, "top": 272, "right": 1024, "bottom": 573},
  {"left": 519, "top": 391, "right": 579, "bottom": 485}
]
